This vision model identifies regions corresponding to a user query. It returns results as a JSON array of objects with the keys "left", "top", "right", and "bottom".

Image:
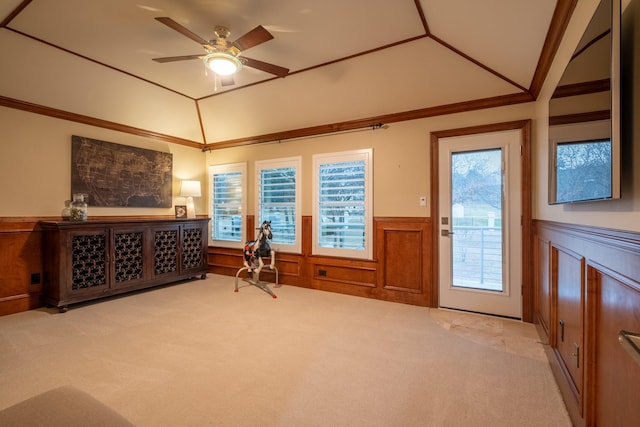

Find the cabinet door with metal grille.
[
  {"left": 112, "top": 228, "right": 147, "bottom": 288},
  {"left": 181, "top": 223, "right": 207, "bottom": 278},
  {"left": 153, "top": 226, "right": 180, "bottom": 279},
  {"left": 68, "top": 228, "right": 110, "bottom": 295}
]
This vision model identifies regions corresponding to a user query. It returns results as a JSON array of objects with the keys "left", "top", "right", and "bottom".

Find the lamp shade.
[
  {"left": 180, "top": 180, "right": 201, "bottom": 197},
  {"left": 204, "top": 52, "right": 242, "bottom": 76}
]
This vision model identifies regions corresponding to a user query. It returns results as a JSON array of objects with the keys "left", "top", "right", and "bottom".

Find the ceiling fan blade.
[
  {"left": 220, "top": 76, "right": 235, "bottom": 86},
  {"left": 242, "top": 57, "right": 289, "bottom": 77},
  {"left": 153, "top": 54, "right": 203, "bottom": 63},
  {"left": 232, "top": 25, "right": 273, "bottom": 51},
  {"left": 155, "top": 17, "right": 210, "bottom": 46}
]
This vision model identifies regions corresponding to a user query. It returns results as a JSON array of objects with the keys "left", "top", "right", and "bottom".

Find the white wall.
[
  {"left": 206, "top": 0, "right": 640, "bottom": 234},
  {"left": 205, "top": 103, "right": 536, "bottom": 218},
  {"left": 534, "top": 0, "right": 640, "bottom": 232},
  {"left": 0, "top": 106, "right": 206, "bottom": 217},
  {"left": 0, "top": 96, "right": 534, "bottom": 221},
  {"left": 3, "top": 0, "right": 638, "bottom": 235}
]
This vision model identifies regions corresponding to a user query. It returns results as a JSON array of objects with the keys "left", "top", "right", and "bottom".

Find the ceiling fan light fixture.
[{"left": 204, "top": 52, "right": 242, "bottom": 76}]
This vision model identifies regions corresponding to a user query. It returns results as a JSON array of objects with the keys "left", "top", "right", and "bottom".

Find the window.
[
  {"left": 255, "top": 157, "right": 301, "bottom": 253},
  {"left": 313, "top": 149, "right": 373, "bottom": 259},
  {"left": 209, "top": 163, "right": 246, "bottom": 248}
]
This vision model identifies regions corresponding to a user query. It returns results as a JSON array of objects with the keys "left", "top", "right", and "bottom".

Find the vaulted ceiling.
[{"left": 0, "top": 0, "right": 576, "bottom": 148}]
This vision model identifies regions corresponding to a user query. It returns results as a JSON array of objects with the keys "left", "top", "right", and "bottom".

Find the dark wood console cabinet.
[{"left": 41, "top": 218, "right": 209, "bottom": 312}]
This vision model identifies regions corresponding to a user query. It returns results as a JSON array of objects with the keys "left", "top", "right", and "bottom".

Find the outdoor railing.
[{"left": 451, "top": 225, "right": 502, "bottom": 291}]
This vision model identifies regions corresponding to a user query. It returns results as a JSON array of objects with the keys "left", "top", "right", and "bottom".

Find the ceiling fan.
[{"left": 153, "top": 17, "right": 289, "bottom": 86}]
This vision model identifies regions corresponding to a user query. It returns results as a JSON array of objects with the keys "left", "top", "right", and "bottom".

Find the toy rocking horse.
[
  {"left": 234, "top": 220, "right": 280, "bottom": 298},
  {"left": 243, "top": 220, "right": 276, "bottom": 274}
]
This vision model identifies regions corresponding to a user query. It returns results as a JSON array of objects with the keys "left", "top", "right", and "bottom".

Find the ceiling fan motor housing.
[{"left": 214, "top": 26, "right": 231, "bottom": 39}]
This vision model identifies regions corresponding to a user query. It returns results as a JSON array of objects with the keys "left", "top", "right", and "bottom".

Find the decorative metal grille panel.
[
  {"left": 114, "top": 232, "right": 144, "bottom": 283},
  {"left": 71, "top": 234, "right": 106, "bottom": 290},
  {"left": 182, "top": 228, "right": 203, "bottom": 269},
  {"left": 154, "top": 230, "right": 177, "bottom": 275}
]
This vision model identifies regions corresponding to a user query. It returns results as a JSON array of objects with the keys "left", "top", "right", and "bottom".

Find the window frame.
[
  {"left": 312, "top": 148, "right": 373, "bottom": 259},
  {"left": 255, "top": 156, "right": 302, "bottom": 254},
  {"left": 208, "top": 162, "right": 247, "bottom": 249}
]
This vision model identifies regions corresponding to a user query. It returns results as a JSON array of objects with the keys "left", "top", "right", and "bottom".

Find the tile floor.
[{"left": 429, "top": 308, "right": 548, "bottom": 362}]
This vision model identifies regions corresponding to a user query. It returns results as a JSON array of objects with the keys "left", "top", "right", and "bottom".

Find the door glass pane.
[{"left": 450, "top": 149, "right": 503, "bottom": 292}]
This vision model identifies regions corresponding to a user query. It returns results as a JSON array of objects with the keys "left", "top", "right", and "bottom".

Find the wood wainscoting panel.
[
  {"left": 551, "top": 244, "right": 585, "bottom": 416},
  {"left": 208, "top": 216, "right": 434, "bottom": 307},
  {"left": 382, "top": 229, "right": 422, "bottom": 293},
  {"left": 534, "top": 220, "right": 640, "bottom": 427},
  {"left": 252, "top": 253, "right": 302, "bottom": 286},
  {"left": 587, "top": 264, "right": 640, "bottom": 426},
  {"left": 533, "top": 235, "right": 551, "bottom": 341},
  {"left": 207, "top": 247, "right": 244, "bottom": 277},
  {"left": 375, "top": 217, "right": 433, "bottom": 306},
  {"left": 382, "top": 230, "right": 424, "bottom": 293},
  {"left": 0, "top": 220, "right": 43, "bottom": 316},
  {"left": 208, "top": 246, "right": 302, "bottom": 283},
  {"left": 313, "top": 263, "right": 376, "bottom": 288}
]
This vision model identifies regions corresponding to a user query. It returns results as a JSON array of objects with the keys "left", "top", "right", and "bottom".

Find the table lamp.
[{"left": 180, "top": 180, "right": 201, "bottom": 219}]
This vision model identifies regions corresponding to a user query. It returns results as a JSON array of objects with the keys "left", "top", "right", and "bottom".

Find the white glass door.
[{"left": 438, "top": 130, "right": 522, "bottom": 318}]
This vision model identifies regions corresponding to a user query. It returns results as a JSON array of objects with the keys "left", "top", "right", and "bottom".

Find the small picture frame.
[{"left": 175, "top": 205, "right": 187, "bottom": 219}]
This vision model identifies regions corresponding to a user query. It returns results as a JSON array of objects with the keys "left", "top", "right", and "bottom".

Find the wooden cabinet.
[
  {"left": 552, "top": 246, "right": 585, "bottom": 421},
  {"left": 41, "top": 218, "right": 209, "bottom": 311},
  {"left": 534, "top": 221, "right": 640, "bottom": 427}
]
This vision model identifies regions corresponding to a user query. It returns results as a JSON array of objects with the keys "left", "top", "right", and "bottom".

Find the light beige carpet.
[
  {"left": 0, "top": 274, "right": 570, "bottom": 426},
  {"left": 0, "top": 385, "right": 134, "bottom": 426}
]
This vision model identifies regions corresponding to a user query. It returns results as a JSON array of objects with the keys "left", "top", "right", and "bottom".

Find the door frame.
[{"left": 430, "top": 120, "right": 533, "bottom": 321}]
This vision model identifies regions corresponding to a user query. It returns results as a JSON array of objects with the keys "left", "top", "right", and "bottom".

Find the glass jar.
[
  {"left": 70, "top": 194, "right": 88, "bottom": 221},
  {"left": 61, "top": 200, "right": 72, "bottom": 220}
]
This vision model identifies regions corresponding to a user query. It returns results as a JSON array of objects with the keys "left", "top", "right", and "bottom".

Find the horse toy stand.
[
  {"left": 234, "top": 220, "right": 279, "bottom": 298},
  {"left": 234, "top": 264, "right": 279, "bottom": 298}
]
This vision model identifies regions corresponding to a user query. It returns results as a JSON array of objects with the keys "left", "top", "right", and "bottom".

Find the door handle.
[
  {"left": 440, "top": 230, "right": 455, "bottom": 237},
  {"left": 572, "top": 343, "right": 580, "bottom": 368}
]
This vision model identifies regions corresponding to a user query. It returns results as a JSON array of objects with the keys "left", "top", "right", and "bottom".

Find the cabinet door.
[
  {"left": 534, "top": 236, "right": 551, "bottom": 339},
  {"left": 181, "top": 222, "right": 206, "bottom": 274},
  {"left": 553, "top": 246, "right": 584, "bottom": 410},
  {"left": 152, "top": 225, "right": 180, "bottom": 279},
  {"left": 67, "top": 228, "right": 110, "bottom": 296},
  {"left": 591, "top": 268, "right": 640, "bottom": 425},
  {"left": 112, "top": 228, "right": 147, "bottom": 288}
]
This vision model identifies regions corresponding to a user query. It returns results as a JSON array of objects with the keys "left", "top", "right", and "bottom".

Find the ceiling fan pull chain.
[{"left": 203, "top": 66, "right": 219, "bottom": 91}]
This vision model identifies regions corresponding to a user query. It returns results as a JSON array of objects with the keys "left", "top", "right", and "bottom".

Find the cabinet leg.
[
  {"left": 58, "top": 306, "right": 68, "bottom": 313},
  {"left": 200, "top": 274, "right": 207, "bottom": 280}
]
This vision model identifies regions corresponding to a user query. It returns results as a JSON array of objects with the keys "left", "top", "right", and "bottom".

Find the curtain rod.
[
  {"left": 274, "top": 122, "right": 388, "bottom": 144},
  {"left": 202, "top": 122, "right": 388, "bottom": 151}
]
